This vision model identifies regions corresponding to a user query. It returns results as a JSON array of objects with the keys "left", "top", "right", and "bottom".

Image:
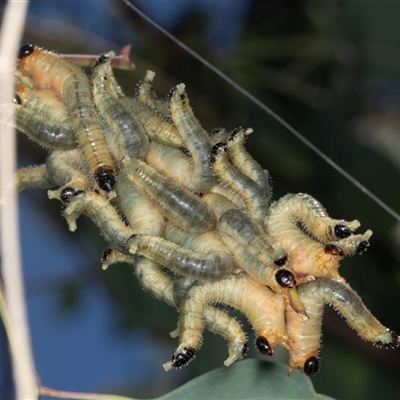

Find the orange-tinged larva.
[{"left": 18, "top": 44, "right": 116, "bottom": 192}]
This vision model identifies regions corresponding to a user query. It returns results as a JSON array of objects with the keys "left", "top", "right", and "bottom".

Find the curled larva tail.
[
  {"left": 308, "top": 278, "right": 399, "bottom": 347},
  {"left": 287, "top": 277, "right": 399, "bottom": 376}
]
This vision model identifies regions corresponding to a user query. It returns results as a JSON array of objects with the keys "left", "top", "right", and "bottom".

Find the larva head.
[
  {"left": 95, "top": 166, "right": 116, "bottom": 192},
  {"left": 18, "top": 43, "right": 35, "bottom": 59},
  {"left": 334, "top": 224, "right": 352, "bottom": 239},
  {"left": 255, "top": 336, "right": 273, "bottom": 356},
  {"left": 303, "top": 356, "right": 320, "bottom": 376},
  {"left": 275, "top": 269, "right": 295, "bottom": 289}
]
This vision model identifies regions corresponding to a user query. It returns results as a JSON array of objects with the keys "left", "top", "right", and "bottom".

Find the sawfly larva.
[
  {"left": 286, "top": 277, "right": 399, "bottom": 376},
  {"left": 18, "top": 44, "right": 116, "bottom": 192},
  {"left": 92, "top": 52, "right": 150, "bottom": 161},
  {"left": 122, "top": 156, "right": 216, "bottom": 233}
]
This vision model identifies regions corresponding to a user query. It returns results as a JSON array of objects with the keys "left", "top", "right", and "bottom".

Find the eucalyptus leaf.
[{"left": 157, "top": 360, "right": 334, "bottom": 400}]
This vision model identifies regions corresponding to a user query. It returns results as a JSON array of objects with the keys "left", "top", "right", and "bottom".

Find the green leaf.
[{"left": 157, "top": 359, "right": 334, "bottom": 400}]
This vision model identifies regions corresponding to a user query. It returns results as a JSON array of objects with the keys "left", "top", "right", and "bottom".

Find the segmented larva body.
[
  {"left": 211, "top": 142, "right": 269, "bottom": 224},
  {"left": 15, "top": 164, "right": 54, "bottom": 191},
  {"left": 116, "top": 172, "right": 166, "bottom": 236},
  {"left": 121, "top": 96, "right": 185, "bottom": 148},
  {"left": 92, "top": 52, "right": 150, "bottom": 161},
  {"left": 227, "top": 127, "right": 272, "bottom": 201},
  {"left": 164, "top": 272, "right": 288, "bottom": 370},
  {"left": 266, "top": 193, "right": 373, "bottom": 280},
  {"left": 136, "top": 70, "right": 171, "bottom": 117},
  {"left": 18, "top": 44, "right": 116, "bottom": 192},
  {"left": 169, "top": 83, "right": 216, "bottom": 193},
  {"left": 286, "top": 277, "right": 399, "bottom": 376},
  {"left": 122, "top": 156, "right": 216, "bottom": 234}
]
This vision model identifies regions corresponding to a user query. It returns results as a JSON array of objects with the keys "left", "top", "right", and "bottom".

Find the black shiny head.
[
  {"left": 93, "top": 53, "right": 109, "bottom": 68},
  {"left": 303, "top": 356, "right": 319, "bottom": 376},
  {"left": 19, "top": 43, "right": 35, "bottom": 59},
  {"left": 95, "top": 167, "right": 116, "bottom": 192},
  {"left": 60, "top": 187, "right": 83, "bottom": 205},
  {"left": 171, "top": 347, "right": 196, "bottom": 368},
  {"left": 357, "top": 241, "right": 370, "bottom": 255},
  {"left": 324, "top": 244, "right": 344, "bottom": 257},
  {"left": 334, "top": 224, "right": 352, "bottom": 239},
  {"left": 274, "top": 254, "right": 288, "bottom": 267},
  {"left": 255, "top": 336, "right": 273, "bottom": 356},
  {"left": 13, "top": 94, "right": 22, "bottom": 105},
  {"left": 275, "top": 269, "right": 295, "bottom": 288}
]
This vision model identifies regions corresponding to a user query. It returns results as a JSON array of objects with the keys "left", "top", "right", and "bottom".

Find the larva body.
[
  {"left": 116, "top": 172, "right": 166, "bottom": 236},
  {"left": 211, "top": 143, "right": 269, "bottom": 224},
  {"left": 169, "top": 84, "right": 216, "bottom": 192},
  {"left": 166, "top": 273, "right": 288, "bottom": 369},
  {"left": 121, "top": 97, "right": 185, "bottom": 148},
  {"left": 18, "top": 44, "right": 116, "bottom": 192},
  {"left": 227, "top": 127, "right": 271, "bottom": 200},
  {"left": 286, "top": 277, "right": 399, "bottom": 376},
  {"left": 92, "top": 52, "right": 150, "bottom": 161},
  {"left": 136, "top": 70, "right": 171, "bottom": 117},
  {"left": 15, "top": 165, "right": 54, "bottom": 191},
  {"left": 127, "top": 234, "right": 233, "bottom": 280},
  {"left": 62, "top": 191, "right": 133, "bottom": 252},
  {"left": 122, "top": 156, "right": 216, "bottom": 233}
]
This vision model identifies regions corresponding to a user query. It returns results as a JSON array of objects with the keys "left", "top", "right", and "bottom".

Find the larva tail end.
[
  {"left": 169, "top": 347, "right": 196, "bottom": 369},
  {"left": 378, "top": 330, "right": 400, "bottom": 349}
]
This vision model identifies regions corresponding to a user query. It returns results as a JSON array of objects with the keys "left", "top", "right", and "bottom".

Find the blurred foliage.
[{"left": 3, "top": 0, "right": 400, "bottom": 399}]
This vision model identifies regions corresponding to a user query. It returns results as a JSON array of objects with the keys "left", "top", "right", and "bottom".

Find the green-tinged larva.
[
  {"left": 46, "top": 149, "right": 91, "bottom": 197},
  {"left": 146, "top": 142, "right": 211, "bottom": 192},
  {"left": 164, "top": 272, "right": 288, "bottom": 370},
  {"left": 15, "top": 164, "right": 55, "bottom": 191},
  {"left": 169, "top": 84, "right": 216, "bottom": 192},
  {"left": 18, "top": 44, "right": 116, "bottom": 192},
  {"left": 60, "top": 191, "right": 132, "bottom": 252},
  {"left": 127, "top": 234, "right": 233, "bottom": 280},
  {"left": 136, "top": 70, "right": 171, "bottom": 117},
  {"left": 121, "top": 96, "right": 185, "bottom": 148},
  {"left": 122, "top": 156, "right": 216, "bottom": 233},
  {"left": 211, "top": 143, "right": 268, "bottom": 224},
  {"left": 1, "top": 103, "right": 76, "bottom": 150},
  {"left": 116, "top": 171, "right": 166, "bottom": 236},
  {"left": 201, "top": 191, "right": 239, "bottom": 219},
  {"left": 92, "top": 52, "right": 149, "bottom": 160},
  {"left": 286, "top": 277, "right": 399, "bottom": 376},
  {"left": 227, "top": 127, "right": 271, "bottom": 201}
]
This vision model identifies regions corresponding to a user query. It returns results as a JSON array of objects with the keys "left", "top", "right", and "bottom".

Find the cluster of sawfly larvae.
[{"left": 4, "top": 43, "right": 399, "bottom": 377}]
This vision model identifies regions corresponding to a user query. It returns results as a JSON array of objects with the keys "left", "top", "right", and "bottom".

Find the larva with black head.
[
  {"left": 163, "top": 272, "right": 289, "bottom": 371},
  {"left": 92, "top": 52, "right": 150, "bottom": 161},
  {"left": 18, "top": 44, "right": 116, "bottom": 192},
  {"left": 286, "top": 277, "right": 399, "bottom": 376}
]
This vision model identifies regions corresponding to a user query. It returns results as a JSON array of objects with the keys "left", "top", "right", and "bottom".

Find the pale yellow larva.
[{"left": 18, "top": 44, "right": 116, "bottom": 192}]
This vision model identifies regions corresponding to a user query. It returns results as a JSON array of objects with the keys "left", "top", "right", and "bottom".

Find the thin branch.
[
  {"left": 0, "top": 0, "right": 39, "bottom": 399},
  {"left": 40, "top": 386, "right": 138, "bottom": 400}
]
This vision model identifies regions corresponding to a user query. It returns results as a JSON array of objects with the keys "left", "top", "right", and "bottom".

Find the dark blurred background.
[{"left": 1, "top": 1, "right": 400, "bottom": 399}]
